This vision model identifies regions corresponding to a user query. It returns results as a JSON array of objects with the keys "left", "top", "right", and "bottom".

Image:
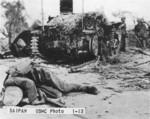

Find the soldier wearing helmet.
[
  {"left": 95, "top": 15, "right": 108, "bottom": 65},
  {"left": 134, "top": 18, "right": 147, "bottom": 48},
  {"left": 119, "top": 17, "right": 127, "bottom": 52}
]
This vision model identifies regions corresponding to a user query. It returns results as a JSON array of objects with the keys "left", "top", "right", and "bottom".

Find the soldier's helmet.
[
  {"left": 3, "top": 86, "right": 23, "bottom": 106},
  {"left": 96, "top": 15, "right": 104, "bottom": 26},
  {"left": 121, "top": 17, "right": 126, "bottom": 21}
]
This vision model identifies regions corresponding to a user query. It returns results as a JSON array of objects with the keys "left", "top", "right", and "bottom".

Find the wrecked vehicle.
[{"left": 10, "top": 13, "right": 122, "bottom": 61}]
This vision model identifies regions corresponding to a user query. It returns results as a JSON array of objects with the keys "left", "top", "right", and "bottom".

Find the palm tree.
[{"left": 1, "top": 0, "right": 28, "bottom": 48}]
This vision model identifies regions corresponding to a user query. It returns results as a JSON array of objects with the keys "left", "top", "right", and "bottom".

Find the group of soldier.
[
  {"left": 118, "top": 17, "right": 150, "bottom": 50},
  {"left": 96, "top": 16, "right": 150, "bottom": 63}
]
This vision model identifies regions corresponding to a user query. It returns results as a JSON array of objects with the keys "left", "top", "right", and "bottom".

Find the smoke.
[{"left": 112, "top": 10, "right": 137, "bottom": 19}]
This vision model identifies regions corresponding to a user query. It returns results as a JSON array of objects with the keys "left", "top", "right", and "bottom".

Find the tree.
[{"left": 1, "top": 0, "right": 28, "bottom": 47}]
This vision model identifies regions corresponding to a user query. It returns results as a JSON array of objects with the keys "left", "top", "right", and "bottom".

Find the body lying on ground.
[{"left": 2, "top": 59, "right": 99, "bottom": 106}]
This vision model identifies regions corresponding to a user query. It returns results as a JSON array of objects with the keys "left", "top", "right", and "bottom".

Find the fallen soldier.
[{"left": 2, "top": 59, "right": 99, "bottom": 106}]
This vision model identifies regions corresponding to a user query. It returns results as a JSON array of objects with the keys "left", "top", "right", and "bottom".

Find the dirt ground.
[{"left": 0, "top": 47, "right": 150, "bottom": 119}]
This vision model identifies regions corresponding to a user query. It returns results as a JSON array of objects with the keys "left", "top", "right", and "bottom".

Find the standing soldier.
[
  {"left": 95, "top": 16, "right": 107, "bottom": 65},
  {"left": 119, "top": 17, "right": 127, "bottom": 52},
  {"left": 134, "top": 18, "right": 147, "bottom": 48}
]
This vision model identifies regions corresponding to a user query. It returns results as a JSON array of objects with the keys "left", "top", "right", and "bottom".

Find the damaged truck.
[{"left": 10, "top": 13, "right": 122, "bottom": 62}]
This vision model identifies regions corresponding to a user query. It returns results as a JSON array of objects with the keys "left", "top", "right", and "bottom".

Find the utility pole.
[
  {"left": 41, "top": 0, "right": 44, "bottom": 31},
  {"left": 82, "top": 0, "right": 84, "bottom": 30}
]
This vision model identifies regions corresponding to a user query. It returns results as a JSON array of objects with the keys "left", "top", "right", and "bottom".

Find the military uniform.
[
  {"left": 95, "top": 16, "right": 109, "bottom": 64},
  {"left": 119, "top": 17, "right": 127, "bottom": 52},
  {"left": 134, "top": 20, "right": 147, "bottom": 48}
]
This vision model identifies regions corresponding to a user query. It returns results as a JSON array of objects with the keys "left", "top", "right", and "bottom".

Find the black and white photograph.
[{"left": 0, "top": 0, "right": 150, "bottom": 119}]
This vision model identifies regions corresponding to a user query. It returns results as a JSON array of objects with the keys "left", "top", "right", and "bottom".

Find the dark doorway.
[{"left": 60, "top": 0, "right": 73, "bottom": 14}]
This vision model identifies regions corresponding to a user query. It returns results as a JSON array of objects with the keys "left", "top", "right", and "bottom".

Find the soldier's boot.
[{"left": 81, "top": 86, "right": 99, "bottom": 95}]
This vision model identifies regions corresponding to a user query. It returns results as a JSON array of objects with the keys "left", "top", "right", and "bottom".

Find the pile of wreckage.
[{"left": 6, "top": 12, "right": 122, "bottom": 62}]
